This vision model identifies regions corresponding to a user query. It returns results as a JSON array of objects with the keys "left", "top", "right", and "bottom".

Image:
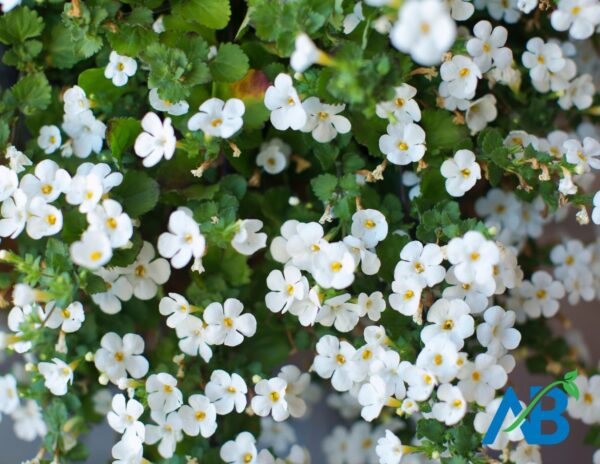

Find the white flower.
[
  {"left": 440, "top": 55, "right": 482, "bottom": 100},
  {"left": 265, "top": 265, "right": 307, "bottom": 313},
  {"left": 10, "top": 400, "right": 47, "bottom": 442},
  {"left": 43, "top": 301, "right": 85, "bottom": 333},
  {"left": 38, "top": 358, "right": 73, "bottom": 396},
  {"left": 447, "top": 231, "right": 500, "bottom": 286},
  {"left": 0, "top": 374, "right": 19, "bottom": 414},
  {"left": 443, "top": 268, "right": 493, "bottom": 314},
  {"left": 134, "top": 112, "right": 176, "bottom": 168},
  {"left": 288, "top": 286, "right": 321, "bottom": 326},
  {"left": 441, "top": 149, "right": 481, "bottom": 197},
  {"left": 0, "top": 189, "right": 27, "bottom": 238},
  {"left": 476, "top": 305, "right": 521, "bottom": 356},
  {"left": 416, "top": 336, "right": 460, "bottom": 383},
  {"left": 421, "top": 298, "right": 474, "bottom": 349},
  {"left": 277, "top": 365, "right": 310, "bottom": 418},
  {"left": 70, "top": 228, "right": 112, "bottom": 269},
  {"left": 315, "top": 293, "right": 362, "bottom": 333},
  {"left": 404, "top": 364, "right": 436, "bottom": 401},
  {"left": 593, "top": 191, "right": 600, "bottom": 224},
  {"left": 564, "top": 137, "right": 600, "bottom": 172},
  {"left": 37, "top": 125, "right": 61, "bottom": 154},
  {"left": 467, "top": 21, "right": 512, "bottom": 73},
  {"left": 284, "top": 221, "right": 325, "bottom": 269},
  {"left": 87, "top": 199, "right": 133, "bottom": 249},
  {"left": 312, "top": 241, "right": 356, "bottom": 289},
  {"left": 107, "top": 394, "right": 145, "bottom": 440},
  {"left": 458, "top": 353, "right": 507, "bottom": 406},
  {"left": 358, "top": 291, "right": 386, "bottom": 321},
  {"left": 94, "top": 332, "right": 149, "bottom": 384},
  {"left": 159, "top": 292, "right": 193, "bottom": 328},
  {"left": 232, "top": 219, "right": 267, "bottom": 255},
  {"left": 264, "top": 73, "right": 307, "bottom": 130},
  {"left": 379, "top": 122, "right": 426, "bottom": 166},
  {"left": 124, "top": 241, "right": 171, "bottom": 300},
  {"left": 432, "top": 383, "right": 467, "bottom": 425},
  {"left": 343, "top": 2, "right": 364, "bottom": 34},
  {"left": 221, "top": 432, "right": 274, "bottom": 464},
  {"left": 351, "top": 209, "right": 388, "bottom": 248},
  {"left": 205, "top": 369, "right": 248, "bottom": 415},
  {"left": 179, "top": 394, "right": 217, "bottom": 437},
  {"left": 20, "top": 159, "right": 70, "bottom": 203},
  {"left": 149, "top": 88, "right": 189, "bottom": 116},
  {"left": 313, "top": 335, "right": 359, "bottom": 392},
  {"left": 204, "top": 298, "right": 256, "bottom": 346},
  {"left": 551, "top": 0, "right": 600, "bottom": 40},
  {"left": 358, "top": 375, "right": 395, "bottom": 422},
  {"left": 559, "top": 74, "right": 595, "bottom": 110},
  {"left": 104, "top": 51, "right": 137, "bottom": 87},
  {"left": 290, "top": 33, "right": 326, "bottom": 72},
  {"left": 175, "top": 315, "right": 212, "bottom": 362},
  {"left": 390, "top": 0, "right": 456, "bottom": 66},
  {"left": 146, "top": 373, "right": 183, "bottom": 413},
  {"left": 474, "top": 397, "right": 524, "bottom": 450},
  {"left": 5, "top": 145, "right": 31, "bottom": 173},
  {"left": 567, "top": 375, "right": 600, "bottom": 424},
  {"left": 343, "top": 235, "right": 382, "bottom": 275},
  {"left": 375, "top": 430, "right": 405, "bottom": 464},
  {"left": 389, "top": 277, "right": 422, "bottom": 317},
  {"left": 394, "top": 240, "right": 445, "bottom": 288},
  {"left": 477, "top": 0, "right": 521, "bottom": 23},
  {"left": 26, "top": 197, "right": 63, "bottom": 240},
  {"left": 376, "top": 84, "right": 421, "bottom": 123},
  {"left": 112, "top": 433, "right": 144, "bottom": 464},
  {"left": 63, "top": 85, "right": 89, "bottom": 116},
  {"left": 466, "top": 94, "right": 498, "bottom": 134},
  {"left": 91, "top": 268, "right": 133, "bottom": 314},
  {"left": 510, "top": 442, "right": 542, "bottom": 464},
  {"left": 256, "top": 138, "right": 291, "bottom": 174},
  {"left": 62, "top": 110, "right": 106, "bottom": 158},
  {"left": 551, "top": 239, "right": 591, "bottom": 279},
  {"left": 518, "top": 0, "right": 538, "bottom": 13},
  {"left": 522, "top": 38, "right": 566, "bottom": 87},
  {"left": 300, "top": 97, "right": 351, "bottom": 143},
  {"left": 188, "top": 98, "right": 245, "bottom": 138},
  {"left": 252, "top": 377, "right": 289, "bottom": 421},
  {"left": 145, "top": 411, "right": 183, "bottom": 458},
  {"left": 519, "top": 270, "right": 565, "bottom": 318},
  {"left": 0, "top": 0, "right": 20, "bottom": 12},
  {"left": 158, "top": 208, "right": 206, "bottom": 268}
]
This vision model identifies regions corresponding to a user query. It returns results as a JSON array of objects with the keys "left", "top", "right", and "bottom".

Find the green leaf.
[
  {"left": 113, "top": 171, "right": 160, "bottom": 217},
  {"left": 311, "top": 173, "right": 338, "bottom": 203},
  {"left": 421, "top": 109, "right": 469, "bottom": 153},
  {"left": 209, "top": 43, "right": 250, "bottom": 82},
  {"left": 174, "top": 0, "right": 232, "bottom": 29},
  {"left": 564, "top": 369, "right": 578, "bottom": 382},
  {"left": 563, "top": 380, "right": 580, "bottom": 400},
  {"left": 416, "top": 418, "right": 446, "bottom": 443},
  {"left": 10, "top": 73, "right": 51, "bottom": 115},
  {"left": 110, "top": 233, "right": 143, "bottom": 267},
  {"left": 83, "top": 273, "right": 107, "bottom": 295},
  {"left": 108, "top": 118, "right": 141, "bottom": 161},
  {"left": 0, "top": 7, "right": 44, "bottom": 44}
]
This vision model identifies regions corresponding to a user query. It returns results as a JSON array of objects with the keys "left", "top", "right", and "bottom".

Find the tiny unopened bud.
[
  {"left": 84, "top": 352, "right": 94, "bottom": 362},
  {"left": 98, "top": 373, "right": 109, "bottom": 386},
  {"left": 252, "top": 374, "right": 262, "bottom": 384},
  {"left": 432, "top": 451, "right": 441, "bottom": 460},
  {"left": 25, "top": 362, "right": 36, "bottom": 372},
  {"left": 487, "top": 226, "right": 498, "bottom": 236},
  {"left": 289, "top": 196, "right": 300, "bottom": 206}
]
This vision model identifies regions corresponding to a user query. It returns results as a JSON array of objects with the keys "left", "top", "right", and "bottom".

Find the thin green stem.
[{"left": 503, "top": 381, "right": 564, "bottom": 433}]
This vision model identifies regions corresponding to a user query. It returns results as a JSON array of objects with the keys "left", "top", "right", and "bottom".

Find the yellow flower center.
[
  {"left": 537, "top": 55, "right": 545, "bottom": 65},
  {"left": 443, "top": 320, "right": 454, "bottom": 330},
  {"left": 453, "top": 399, "right": 463, "bottom": 408},
  {"left": 572, "top": 6, "right": 581, "bottom": 14},
  {"left": 461, "top": 168, "right": 471, "bottom": 178},
  {"left": 420, "top": 22, "right": 430, "bottom": 33},
  {"left": 223, "top": 317, "right": 234, "bottom": 328},
  {"left": 423, "top": 374, "right": 433, "bottom": 385},
  {"left": 397, "top": 142, "right": 409, "bottom": 151},
  {"left": 472, "top": 371, "right": 481, "bottom": 381},
  {"left": 335, "top": 354, "right": 346, "bottom": 365},
  {"left": 286, "top": 284, "right": 295, "bottom": 295},
  {"left": 211, "top": 118, "right": 223, "bottom": 127},
  {"left": 536, "top": 289, "right": 547, "bottom": 299},
  {"left": 364, "top": 219, "right": 376, "bottom": 229},
  {"left": 459, "top": 68, "right": 470, "bottom": 77},
  {"left": 61, "top": 309, "right": 71, "bottom": 318},
  {"left": 362, "top": 349, "right": 372, "bottom": 360},
  {"left": 470, "top": 252, "right": 480, "bottom": 261},
  {"left": 394, "top": 97, "right": 405, "bottom": 107},
  {"left": 106, "top": 217, "right": 118, "bottom": 229},
  {"left": 565, "top": 256, "right": 574, "bottom": 265},
  {"left": 114, "top": 351, "right": 124, "bottom": 362},
  {"left": 330, "top": 261, "right": 342, "bottom": 272},
  {"left": 287, "top": 97, "right": 295, "bottom": 106},
  {"left": 46, "top": 214, "right": 57, "bottom": 225},
  {"left": 404, "top": 290, "right": 414, "bottom": 300},
  {"left": 135, "top": 265, "right": 145, "bottom": 277},
  {"left": 311, "top": 244, "right": 321, "bottom": 252},
  {"left": 482, "top": 43, "right": 491, "bottom": 53},
  {"left": 41, "top": 184, "right": 53, "bottom": 195},
  {"left": 195, "top": 411, "right": 206, "bottom": 420},
  {"left": 117, "top": 62, "right": 125, "bottom": 71},
  {"left": 227, "top": 386, "right": 237, "bottom": 393},
  {"left": 49, "top": 136, "right": 56, "bottom": 144},
  {"left": 318, "top": 111, "right": 329, "bottom": 120},
  {"left": 244, "top": 454, "right": 253, "bottom": 463},
  {"left": 270, "top": 391, "right": 280, "bottom": 402},
  {"left": 434, "top": 354, "right": 443, "bottom": 365},
  {"left": 90, "top": 251, "right": 103, "bottom": 261},
  {"left": 163, "top": 384, "right": 173, "bottom": 393},
  {"left": 584, "top": 392, "right": 593, "bottom": 404}
]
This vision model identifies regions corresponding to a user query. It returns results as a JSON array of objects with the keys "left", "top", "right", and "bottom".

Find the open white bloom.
[
  {"left": 91, "top": 268, "right": 133, "bottom": 314},
  {"left": 112, "top": 433, "right": 144, "bottom": 464},
  {"left": 70, "top": 228, "right": 112, "bottom": 269},
  {"left": 390, "top": 0, "right": 456, "bottom": 66},
  {"left": 560, "top": 74, "right": 595, "bottom": 110},
  {"left": 458, "top": 353, "right": 507, "bottom": 406},
  {"left": 404, "top": 364, "right": 436, "bottom": 401},
  {"left": 63, "top": 85, "right": 89, "bottom": 115},
  {"left": 389, "top": 276, "right": 423, "bottom": 316},
  {"left": 277, "top": 365, "right": 310, "bottom": 418},
  {"left": 0, "top": 374, "right": 19, "bottom": 415},
  {"left": 284, "top": 221, "right": 324, "bottom": 269},
  {"left": 395, "top": 240, "right": 445, "bottom": 288},
  {"left": 300, "top": 97, "right": 351, "bottom": 143},
  {"left": 567, "top": 375, "right": 600, "bottom": 424},
  {"left": 474, "top": 397, "right": 524, "bottom": 450},
  {"left": 188, "top": 98, "right": 245, "bottom": 138},
  {"left": 158, "top": 208, "right": 205, "bottom": 268},
  {"left": 256, "top": 138, "right": 291, "bottom": 174},
  {"left": 343, "top": 2, "right": 364, "bottom": 34},
  {"left": 145, "top": 411, "right": 183, "bottom": 459},
  {"left": 221, "top": 432, "right": 274, "bottom": 464},
  {"left": 416, "top": 336, "right": 460, "bottom": 383},
  {"left": 477, "top": 305, "right": 521, "bottom": 356},
  {"left": 124, "top": 241, "right": 171, "bottom": 300},
  {"left": 449, "top": 0, "right": 475, "bottom": 19},
  {"left": 44, "top": 301, "right": 85, "bottom": 333},
  {"left": 313, "top": 335, "right": 359, "bottom": 392},
  {"left": 159, "top": 292, "right": 193, "bottom": 328},
  {"left": 149, "top": 88, "right": 189, "bottom": 116},
  {"left": 94, "top": 332, "right": 149, "bottom": 384},
  {"left": 0, "top": 166, "right": 17, "bottom": 205},
  {"left": 358, "top": 291, "right": 386, "bottom": 321},
  {"left": 104, "top": 51, "right": 137, "bottom": 87},
  {"left": 421, "top": 298, "right": 474, "bottom": 349},
  {"left": 551, "top": 0, "right": 600, "bottom": 40},
  {"left": 351, "top": 209, "right": 388, "bottom": 248},
  {"left": 376, "top": 84, "right": 421, "bottom": 123},
  {"left": 375, "top": 430, "right": 405, "bottom": 464},
  {"left": 265, "top": 265, "right": 307, "bottom": 313},
  {"left": 519, "top": 270, "right": 565, "bottom": 318},
  {"left": 37, "top": 125, "right": 61, "bottom": 154},
  {"left": 20, "top": 159, "right": 70, "bottom": 203},
  {"left": 205, "top": 370, "right": 248, "bottom": 415},
  {"left": 288, "top": 286, "right": 321, "bottom": 326},
  {"left": 379, "top": 122, "right": 426, "bottom": 166},
  {"left": 564, "top": 137, "right": 600, "bottom": 172},
  {"left": 447, "top": 231, "right": 500, "bottom": 286},
  {"left": 107, "top": 394, "right": 145, "bottom": 440},
  {"left": 232, "top": 219, "right": 267, "bottom": 255},
  {"left": 467, "top": 21, "right": 512, "bottom": 73},
  {"left": 264, "top": 73, "right": 307, "bottom": 130},
  {"left": 316, "top": 293, "right": 362, "bottom": 333},
  {"left": 134, "top": 112, "right": 176, "bottom": 167},
  {"left": 38, "top": 358, "right": 73, "bottom": 396},
  {"left": 359, "top": 375, "right": 398, "bottom": 422},
  {"left": 312, "top": 241, "right": 356, "bottom": 289},
  {"left": 204, "top": 298, "right": 256, "bottom": 346},
  {"left": 87, "top": 199, "right": 133, "bottom": 248},
  {"left": 440, "top": 55, "right": 482, "bottom": 100},
  {"left": 290, "top": 33, "right": 327, "bottom": 72},
  {"left": 175, "top": 315, "right": 212, "bottom": 362},
  {"left": 343, "top": 235, "right": 382, "bottom": 275},
  {"left": 179, "top": 394, "right": 217, "bottom": 438},
  {"left": 0, "top": 189, "right": 27, "bottom": 239},
  {"left": 25, "top": 197, "right": 62, "bottom": 240},
  {"left": 443, "top": 268, "right": 493, "bottom": 314},
  {"left": 62, "top": 109, "right": 106, "bottom": 158},
  {"left": 252, "top": 377, "right": 289, "bottom": 421},
  {"left": 66, "top": 172, "right": 103, "bottom": 214},
  {"left": 11, "top": 399, "right": 47, "bottom": 442},
  {"left": 5, "top": 145, "right": 31, "bottom": 173},
  {"left": 432, "top": 383, "right": 467, "bottom": 425},
  {"left": 441, "top": 149, "right": 481, "bottom": 197},
  {"left": 466, "top": 94, "right": 498, "bottom": 134},
  {"left": 522, "top": 38, "right": 566, "bottom": 87},
  {"left": 146, "top": 373, "right": 183, "bottom": 413}
]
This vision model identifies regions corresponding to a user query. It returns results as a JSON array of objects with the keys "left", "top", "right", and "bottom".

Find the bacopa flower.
[
  {"left": 550, "top": 0, "right": 600, "bottom": 40},
  {"left": 256, "top": 138, "right": 291, "bottom": 174},
  {"left": 104, "top": 51, "right": 137, "bottom": 87},
  {"left": 440, "top": 55, "right": 482, "bottom": 100},
  {"left": 38, "top": 358, "right": 73, "bottom": 396},
  {"left": 379, "top": 122, "right": 426, "bottom": 166},
  {"left": 43, "top": 301, "right": 85, "bottom": 333},
  {"left": 149, "top": 88, "right": 189, "bottom": 116},
  {"left": 231, "top": 219, "right": 267, "bottom": 256},
  {"left": 124, "top": 241, "right": 171, "bottom": 300},
  {"left": 300, "top": 97, "right": 351, "bottom": 143},
  {"left": 179, "top": 394, "right": 217, "bottom": 438},
  {"left": 37, "top": 125, "right": 61, "bottom": 154},
  {"left": 467, "top": 21, "right": 512, "bottom": 73},
  {"left": 440, "top": 149, "right": 482, "bottom": 197},
  {"left": 251, "top": 377, "right": 289, "bottom": 421},
  {"left": 146, "top": 373, "right": 183, "bottom": 413},
  {"left": 158, "top": 208, "right": 206, "bottom": 269},
  {"left": 188, "top": 97, "right": 245, "bottom": 138},
  {"left": 205, "top": 369, "right": 248, "bottom": 415},
  {"left": 204, "top": 298, "right": 257, "bottom": 347},
  {"left": 94, "top": 332, "right": 149, "bottom": 384},
  {"left": 70, "top": 228, "right": 113, "bottom": 269},
  {"left": 264, "top": 73, "right": 307, "bottom": 130},
  {"left": 351, "top": 209, "right": 388, "bottom": 248},
  {"left": 134, "top": 112, "right": 176, "bottom": 167}
]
